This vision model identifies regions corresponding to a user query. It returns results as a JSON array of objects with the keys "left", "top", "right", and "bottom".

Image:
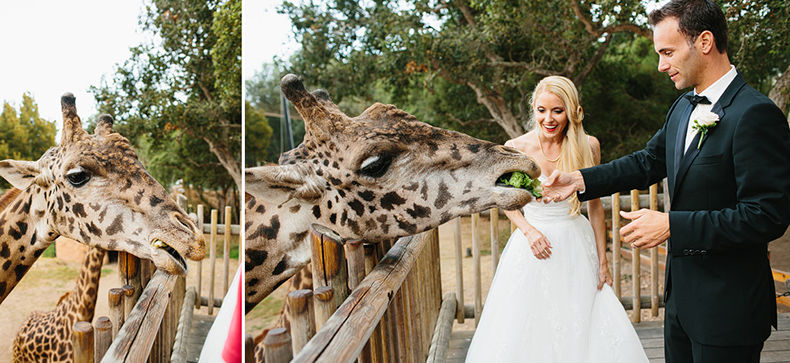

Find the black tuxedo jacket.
[{"left": 579, "top": 73, "right": 790, "bottom": 346}]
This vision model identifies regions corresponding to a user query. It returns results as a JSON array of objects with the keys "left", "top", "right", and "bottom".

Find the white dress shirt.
[{"left": 684, "top": 65, "right": 738, "bottom": 153}]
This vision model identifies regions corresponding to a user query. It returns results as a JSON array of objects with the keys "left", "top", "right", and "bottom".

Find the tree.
[
  {"left": 725, "top": 0, "right": 790, "bottom": 118},
  {"left": 92, "top": 0, "right": 242, "bottom": 188},
  {"left": 245, "top": 101, "right": 273, "bottom": 167},
  {"left": 0, "top": 94, "right": 57, "bottom": 188},
  {"left": 282, "top": 0, "right": 651, "bottom": 139}
]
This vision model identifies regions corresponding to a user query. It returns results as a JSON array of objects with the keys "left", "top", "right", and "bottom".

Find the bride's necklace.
[{"left": 537, "top": 132, "right": 562, "bottom": 163}]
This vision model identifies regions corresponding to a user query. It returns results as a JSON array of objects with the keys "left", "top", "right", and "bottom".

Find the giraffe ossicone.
[
  {"left": 244, "top": 74, "right": 541, "bottom": 313},
  {"left": 0, "top": 93, "right": 205, "bottom": 303}
]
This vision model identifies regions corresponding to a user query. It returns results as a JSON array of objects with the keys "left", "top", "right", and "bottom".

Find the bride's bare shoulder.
[{"left": 506, "top": 131, "right": 537, "bottom": 151}]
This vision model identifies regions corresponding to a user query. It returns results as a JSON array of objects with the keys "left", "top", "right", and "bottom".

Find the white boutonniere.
[{"left": 692, "top": 111, "right": 720, "bottom": 149}]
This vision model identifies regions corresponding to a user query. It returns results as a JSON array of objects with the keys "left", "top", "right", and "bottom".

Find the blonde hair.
[{"left": 529, "top": 76, "right": 595, "bottom": 216}]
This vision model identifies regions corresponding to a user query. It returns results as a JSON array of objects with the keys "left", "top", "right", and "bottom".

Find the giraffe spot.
[
  {"left": 80, "top": 229, "right": 91, "bottom": 243},
  {"left": 289, "top": 205, "right": 301, "bottom": 213},
  {"left": 407, "top": 204, "right": 431, "bottom": 219},
  {"left": 348, "top": 219, "right": 361, "bottom": 234},
  {"left": 381, "top": 192, "right": 406, "bottom": 211},
  {"left": 338, "top": 189, "right": 346, "bottom": 198},
  {"left": 256, "top": 205, "right": 265, "bottom": 214},
  {"left": 73, "top": 203, "right": 87, "bottom": 218},
  {"left": 467, "top": 144, "right": 481, "bottom": 153},
  {"left": 451, "top": 147, "right": 462, "bottom": 160},
  {"left": 290, "top": 231, "right": 308, "bottom": 244},
  {"left": 245, "top": 250, "right": 267, "bottom": 271},
  {"left": 90, "top": 202, "right": 102, "bottom": 211},
  {"left": 150, "top": 195, "right": 164, "bottom": 207},
  {"left": 98, "top": 207, "right": 108, "bottom": 223},
  {"left": 134, "top": 190, "right": 144, "bottom": 205},
  {"left": 248, "top": 216, "right": 280, "bottom": 240},
  {"left": 15, "top": 263, "right": 30, "bottom": 281},
  {"left": 0, "top": 243, "right": 9, "bottom": 258},
  {"left": 329, "top": 177, "right": 342, "bottom": 186},
  {"left": 10, "top": 221, "right": 27, "bottom": 240},
  {"left": 341, "top": 210, "right": 348, "bottom": 226},
  {"left": 120, "top": 178, "right": 133, "bottom": 192},
  {"left": 312, "top": 206, "right": 321, "bottom": 219},
  {"left": 460, "top": 197, "right": 480, "bottom": 209},
  {"left": 368, "top": 205, "right": 377, "bottom": 213},
  {"left": 327, "top": 200, "right": 333, "bottom": 210},
  {"left": 245, "top": 221, "right": 252, "bottom": 230},
  {"left": 420, "top": 181, "right": 429, "bottom": 200},
  {"left": 434, "top": 181, "right": 451, "bottom": 209},
  {"left": 29, "top": 232, "right": 36, "bottom": 246},
  {"left": 87, "top": 222, "right": 102, "bottom": 237},
  {"left": 349, "top": 199, "right": 365, "bottom": 216},
  {"left": 106, "top": 214, "right": 124, "bottom": 235},
  {"left": 56, "top": 196, "right": 63, "bottom": 211},
  {"left": 63, "top": 193, "right": 71, "bottom": 203},
  {"left": 329, "top": 213, "right": 337, "bottom": 224},
  {"left": 0, "top": 281, "right": 6, "bottom": 297},
  {"left": 2, "top": 261, "right": 10, "bottom": 271},
  {"left": 315, "top": 167, "right": 323, "bottom": 175},
  {"left": 397, "top": 219, "right": 417, "bottom": 235},
  {"left": 273, "top": 258, "right": 287, "bottom": 275},
  {"left": 377, "top": 215, "right": 390, "bottom": 235},
  {"left": 33, "top": 248, "right": 45, "bottom": 258},
  {"left": 358, "top": 190, "right": 375, "bottom": 202},
  {"left": 248, "top": 278, "right": 259, "bottom": 286},
  {"left": 332, "top": 161, "right": 339, "bottom": 169},
  {"left": 403, "top": 183, "right": 419, "bottom": 192}
]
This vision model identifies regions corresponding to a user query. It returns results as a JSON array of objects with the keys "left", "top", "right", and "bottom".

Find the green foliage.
[
  {"left": 91, "top": 0, "right": 241, "bottom": 189},
  {"left": 245, "top": 101, "right": 273, "bottom": 167},
  {"left": 725, "top": 0, "right": 790, "bottom": 94},
  {"left": 498, "top": 171, "right": 543, "bottom": 198},
  {"left": 0, "top": 94, "right": 57, "bottom": 188}
]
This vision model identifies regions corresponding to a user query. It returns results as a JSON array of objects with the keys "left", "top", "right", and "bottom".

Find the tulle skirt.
[{"left": 464, "top": 200, "right": 648, "bottom": 362}]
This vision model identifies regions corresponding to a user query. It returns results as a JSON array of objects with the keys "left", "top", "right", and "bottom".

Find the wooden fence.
[
  {"left": 253, "top": 224, "right": 447, "bottom": 363},
  {"left": 71, "top": 195, "right": 240, "bottom": 363},
  {"left": 456, "top": 182, "right": 669, "bottom": 325}
]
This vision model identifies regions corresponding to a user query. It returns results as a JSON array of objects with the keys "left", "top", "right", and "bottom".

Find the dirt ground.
[
  {"left": 245, "top": 214, "right": 790, "bottom": 339},
  {"left": 0, "top": 242, "right": 239, "bottom": 363}
]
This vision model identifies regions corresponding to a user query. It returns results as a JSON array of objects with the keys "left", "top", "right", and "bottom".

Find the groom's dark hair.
[{"left": 648, "top": 0, "right": 728, "bottom": 54}]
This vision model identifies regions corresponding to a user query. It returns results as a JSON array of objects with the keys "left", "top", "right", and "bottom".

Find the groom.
[{"left": 542, "top": 0, "right": 790, "bottom": 362}]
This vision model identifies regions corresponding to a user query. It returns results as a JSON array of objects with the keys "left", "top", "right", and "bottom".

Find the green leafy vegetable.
[{"left": 499, "top": 171, "right": 543, "bottom": 198}]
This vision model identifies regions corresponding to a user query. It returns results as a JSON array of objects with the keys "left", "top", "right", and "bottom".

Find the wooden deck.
[
  {"left": 447, "top": 313, "right": 790, "bottom": 362},
  {"left": 185, "top": 314, "right": 216, "bottom": 363}
]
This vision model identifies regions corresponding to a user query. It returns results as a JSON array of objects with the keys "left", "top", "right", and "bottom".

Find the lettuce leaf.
[{"left": 498, "top": 171, "right": 543, "bottom": 198}]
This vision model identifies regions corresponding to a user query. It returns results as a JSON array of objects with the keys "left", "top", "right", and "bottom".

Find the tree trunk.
[
  {"left": 769, "top": 64, "right": 790, "bottom": 123},
  {"left": 204, "top": 138, "right": 242, "bottom": 188},
  {"left": 466, "top": 81, "right": 527, "bottom": 139}
]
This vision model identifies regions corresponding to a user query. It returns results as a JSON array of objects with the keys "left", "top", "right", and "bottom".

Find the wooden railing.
[
  {"left": 70, "top": 196, "right": 240, "bottom": 363},
  {"left": 255, "top": 224, "right": 446, "bottom": 363}
]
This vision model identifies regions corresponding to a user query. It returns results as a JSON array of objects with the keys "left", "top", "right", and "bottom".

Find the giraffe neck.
[
  {"left": 245, "top": 195, "right": 314, "bottom": 313},
  {"left": 0, "top": 188, "right": 53, "bottom": 303},
  {"left": 55, "top": 247, "right": 106, "bottom": 325}
]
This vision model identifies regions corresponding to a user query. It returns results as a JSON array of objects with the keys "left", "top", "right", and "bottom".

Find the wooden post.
[
  {"left": 612, "top": 192, "right": 621, "bottom": 299},
  {"left": 472, "top": 213, "right": 482, "bottom": 327},
  {"left": 109, "top": 288, "right": 125, "bottom": 339},
  {"left": 364, "top": 243, "right": 385, "bottom": 363},
  {"left": 264, "top": 327, "right": 293, "bottom": 363},
  {"left": 122, "top": 285, "right": 136, "bottom": 320},
  {"left": 195, "top": 204, "right": 204, "bottom": 309},
  {"left": 224, "top": 206, "right": 232, "bottom": 296},
  {"left": 314, "top": 286, "right": 336, "bottom": 332},
  {"left": 345, "top": 239, "right": 366, "bottom": 290},
  {"left": 426, "top": 292, "right": 457, "bottom": 363},
  {"left": 209, "top": 209, "right": 218, "bottom": 315},
  {"left": 119, "top": 252, "right": 142, "bottom": 303},
  {"left": 452, "top": 217, "right": 465, "bottom": 324},
  {"left": 631, "top": 189, "right": 642, "bottom": 323},
  {"left": 245, "top": 334, "right": 255, "bottom": 363},
  {"left": 490, "top": 208, "right": 500, "bottom": 273},
  {"left": 289, "top": 289, "right": 316, "bottom": 356},
  {"left": 94, "top": 316, "right": 113, "bottom": 362},
  {"left": 650, "top": 184, "right": 660, "bottom": 317},
  {"left": 310, "top": 224, "right": 349, "bottom": 308},
  {"left": 73, "top": 321, "right": 94, "bottom": 363}
]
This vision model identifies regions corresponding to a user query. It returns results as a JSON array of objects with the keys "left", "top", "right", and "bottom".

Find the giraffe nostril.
[{"left": 172, "top": 212, "right": 195, "bottom": 232}]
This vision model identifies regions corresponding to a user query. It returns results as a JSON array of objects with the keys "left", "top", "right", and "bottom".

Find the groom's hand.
[
  {"left": 541, "top": 170, "right": 585, "bottom": 203},
  {"left": 619, "top": 209, "right": 670, "bottom": 249}
]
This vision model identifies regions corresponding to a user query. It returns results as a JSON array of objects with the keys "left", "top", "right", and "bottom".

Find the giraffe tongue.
[{"left": 153, "top": 239, "right": 187, "bottom": 270}]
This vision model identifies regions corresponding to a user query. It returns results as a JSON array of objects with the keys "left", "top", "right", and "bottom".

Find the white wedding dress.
[{"left": 465, "top": 185, "right": 648, "bottom": 362}]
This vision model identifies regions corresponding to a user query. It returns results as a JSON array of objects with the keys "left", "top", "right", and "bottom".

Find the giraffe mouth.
[
  {"left": 495, "top": 171, "right": 543, "bottom": 198},
  {"left": 152, "top": 239, "right": 187, "bottom": 271}
]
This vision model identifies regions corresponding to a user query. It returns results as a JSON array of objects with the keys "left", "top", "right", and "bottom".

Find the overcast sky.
[
  {"left": 243, "top": 0, "right": 299, "bottom": 82},
  {"left": 0, "top": 1, "right": 148, "bottom": 143}
]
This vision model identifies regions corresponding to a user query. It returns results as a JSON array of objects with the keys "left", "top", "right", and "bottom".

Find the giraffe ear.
[
  {"left": 245, "top": 165, "right": 325, "bottom": 204},
  {"left": 0, "top": 160, "right": 40, "bottom": 190}
]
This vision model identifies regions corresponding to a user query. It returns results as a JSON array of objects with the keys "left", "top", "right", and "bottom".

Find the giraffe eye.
[
  {"left": 359, "top": 155, "right": 393, "bottom": 178},
  {"left": 66, "top": 169, "right": 91, "bottom": 187}
]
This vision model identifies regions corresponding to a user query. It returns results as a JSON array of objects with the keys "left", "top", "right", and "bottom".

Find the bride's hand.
[
  {"left": 597, "top": 265, "right": 613, "bottom": 290},
  {"left": 525, "top": 229, "right": 552, "bottom": 260}
]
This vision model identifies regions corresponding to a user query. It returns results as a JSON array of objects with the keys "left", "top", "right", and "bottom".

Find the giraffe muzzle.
[{"left": 152, "top": 238, "right": 187, "bottom": 273}]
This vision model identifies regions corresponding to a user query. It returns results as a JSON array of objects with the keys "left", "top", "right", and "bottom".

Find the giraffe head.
[
  {"left": 246, "top": 74, "right": 540, "bottom": 242},
  {"left": 0, "top": 93, "right": 205, "bottom": 275}
]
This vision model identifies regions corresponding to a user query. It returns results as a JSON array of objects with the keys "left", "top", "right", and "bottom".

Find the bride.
[{"left": 465, "top": 76, "right": 648, "bottom": 362}]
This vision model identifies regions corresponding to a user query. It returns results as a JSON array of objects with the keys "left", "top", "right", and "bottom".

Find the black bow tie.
[{"left": 685, "top": 94, "right": 711, "bottom": 107}]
